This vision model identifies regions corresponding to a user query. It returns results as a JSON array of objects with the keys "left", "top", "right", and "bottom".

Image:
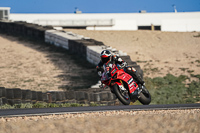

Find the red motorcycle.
[{"left": 101, "top": 63, "right": 151, "bottom": 105}]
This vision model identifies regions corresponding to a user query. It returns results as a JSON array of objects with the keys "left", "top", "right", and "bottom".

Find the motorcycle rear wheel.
[
  {"left": 138, "top": 86, "right": 151, "bottom": 105},
  {"left": 113, "top": 84, "right": 130, "bottom": 105}
]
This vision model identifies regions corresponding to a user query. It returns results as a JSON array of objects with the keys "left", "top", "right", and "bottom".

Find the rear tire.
[
  {"left": 138, "top": 86, "right": 151, "bottom": 105},
  {"left": 113, "top": 84, "right": 130, "bottom": 105}
]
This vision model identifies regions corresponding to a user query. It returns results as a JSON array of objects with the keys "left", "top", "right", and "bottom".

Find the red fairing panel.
[
  {"left": 102, "top": 63, "right": 139, "bottom": 94},
  {"left": 127, "top": 78, "right": 138, "bottom": 93},
  {"left": 116, "top": 71, "right": 138, "bottom": 93}
]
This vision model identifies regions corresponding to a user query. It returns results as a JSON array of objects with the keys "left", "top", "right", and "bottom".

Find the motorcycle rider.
[{"left": 96, "top": 50, "right": 145, "bottom": 87}]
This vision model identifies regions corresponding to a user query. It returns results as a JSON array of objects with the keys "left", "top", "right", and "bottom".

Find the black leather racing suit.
[{"left": 96, "top": 55, "right": 144, "bottom": 85}]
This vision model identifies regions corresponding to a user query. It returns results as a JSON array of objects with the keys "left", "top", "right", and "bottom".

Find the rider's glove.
[{"left": 121, "top": 62, "right": 127, "bottom": 68}]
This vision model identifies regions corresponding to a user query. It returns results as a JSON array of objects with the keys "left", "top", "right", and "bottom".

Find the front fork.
[
  {"left": 131, "top": 85, "right": 143, "bottom": 99},
  {"left": 100, "top": 80, "right": 127, "bottom": 94},
  {"left": 118, "top": 80, "right": 126, "bottom": 91}
]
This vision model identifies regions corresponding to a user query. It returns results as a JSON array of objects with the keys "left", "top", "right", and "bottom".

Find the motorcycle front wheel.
[
  {"left": 113, "top": 84, "right": 130, "bottom": 105},
  {"left": 138, "top": 86, "right": 151, "bottom": 105}
]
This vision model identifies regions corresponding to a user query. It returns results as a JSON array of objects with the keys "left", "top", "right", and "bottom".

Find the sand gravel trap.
[
  {"left": 0, "top": 109, "right": 199, "bottom": 133},
  {"left": 0, "top": 34, "right": 98, "bottom": 91}
]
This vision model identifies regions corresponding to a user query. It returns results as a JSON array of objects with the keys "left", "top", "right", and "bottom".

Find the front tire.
[
  {"left": 138, "top": 86, "right": 151, "bottom": 105},
  {"left": 113, "top": 84, "right": 130, "bottom": 105}
]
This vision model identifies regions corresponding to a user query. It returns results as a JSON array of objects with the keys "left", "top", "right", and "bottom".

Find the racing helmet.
[{"left": 100, "top": 50, "right": 112, "bottom": 63}]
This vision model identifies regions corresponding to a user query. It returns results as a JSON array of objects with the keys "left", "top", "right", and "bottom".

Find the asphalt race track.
[{"left": 0, "top": 103, "right": 200, "bottom": 117}]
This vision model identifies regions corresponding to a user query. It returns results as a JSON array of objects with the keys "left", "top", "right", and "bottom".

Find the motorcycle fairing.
[
  {"left": 115, "top": 71, "right": 138, "bottom": 94},
  {"left": 110, "top": 64, "right": 138, "bottom": 94}
]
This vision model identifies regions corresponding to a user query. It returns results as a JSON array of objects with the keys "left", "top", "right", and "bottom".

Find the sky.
[{"left": 0, "top": 0, "right": 200, "bottom": 13}]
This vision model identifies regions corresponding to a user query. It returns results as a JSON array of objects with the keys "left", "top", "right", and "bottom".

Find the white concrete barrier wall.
[
  {"left": 86, "top": 45, "right": 128, "bottom": 66},
  {"left": 45, "top": 30, "right": 129, "bottom": 66},
  {"left": 45, "top": 30, "right": 87, "bottom": 50},
  {"left": 45, "top": 30, "right": 61, "bottom": 45}
]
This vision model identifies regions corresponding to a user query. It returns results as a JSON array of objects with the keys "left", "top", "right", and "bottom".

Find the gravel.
[{"left": 0, "top": 109, "right": 199, "bottom": 133}]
